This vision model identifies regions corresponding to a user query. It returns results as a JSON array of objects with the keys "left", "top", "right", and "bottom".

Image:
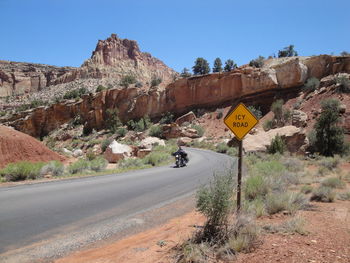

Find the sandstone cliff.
[
  {"left": 2, "top": 55, "right": 349, "bottom": 138},
  {"left": 0, "top": 34, "right": 177, "bottom": 97}
]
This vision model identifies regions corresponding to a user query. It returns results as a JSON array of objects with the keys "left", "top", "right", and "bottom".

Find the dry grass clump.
[
  {"left": 263, "top": 216, "right": 308, "bottom": 235},
  {"left": 321, "top": 177, "right": 345, "bottom": 189},
  {"left": 311, "top": 186, "right": 336, "bottom": 202}
]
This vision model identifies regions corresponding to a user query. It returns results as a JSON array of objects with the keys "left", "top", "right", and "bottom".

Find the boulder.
[
  {"left": 292, "top": 110, "right": 308, "bottom": 127},
  {"left": 339, "top": 104, "right": 346, "bottom": 114},
  {"left": 137, "top": 149, "right": 152, "bottom": 158},
  {"left": 161, "top": 123, "right": 182, "bottom": 139},
  {"left": 104, "top": 140, "right": 132, "bottom": 163},
  {"left": 140, "top": 136, "right": 165, "bottom": 149},
  {"left": 73, "top": 149, "right": 83, "bottom": 157},
  {"left": 62, "top": 148, "right": 73, "bottom": 156},
  {"left": 243, "top": 126, "right": 307, "bottom": 154},
  {"left": 181, "top": 128, "right": 200, "bottom": 138},
  {"left": 175, "top": 111, "right": 196, "bottom": 126},
  {"left": 177, "top": 137, "right": 193, "bottom": 146}
]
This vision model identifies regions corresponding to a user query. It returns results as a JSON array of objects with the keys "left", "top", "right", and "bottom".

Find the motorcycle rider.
[{"left": 172, "top": 146, "right": 189, "bottom": 165}]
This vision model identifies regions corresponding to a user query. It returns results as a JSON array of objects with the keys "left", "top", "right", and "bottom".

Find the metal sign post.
[{"left": 223, "top": 103, "right": 259, "bottom": 213}]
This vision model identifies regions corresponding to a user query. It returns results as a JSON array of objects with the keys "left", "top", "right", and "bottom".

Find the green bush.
[
  {"left": 196, "top": 170, "right": 235, "bottom": 232},
  {"left": 119, "top": 158, "right": 146, "bottom": 169},
  {"left": 90, "top": 157, "right": 108, "bottom": 172},
  {"left": 244, "top": 175, "right": 269, "bottom": 201},
  {"left": 338, "top": 191, "right": 350, "bottom": 201},
  {"left": 68, "top": 159, "right": 90, "bottom": 174},
  {"left": 263, "top": 119, "right": 273, "bottom": 131},
  {"left": 105, "top": 108, "right": 122, "bottom": 133},
  {"left": 267, "top": 134, "right": 286, "bottom": 154},
  {"left": 247, "top": 106, "right": 262, "bottom": 119},
  {"left": 318, "top": 156, "right": 340, "bottom": 170},
  {"left": 120, "top": 75, "right": 136, "bottom": 88},
  {"left": 127, "top": 116, "right": 151, "bottom": 132},
  {"left": 321, "top": 177, "right": 345, "bottom": 189},
  {"left": 278, "top": 45, "right": 298, "bottom": 57},
  {"left": 191, "top": 124, "right": 205, "bottom": 137},
  {"left": 40, "top": 161, "right": 64, "bottom": 177},
  {"left": 159, "top": 112, "right": 174, "bottom": 124},
  {"left": 300, "top": 185, "right": 313, "bottom": 194},
  {"left": 244, "top": 199, "right": 266, "bottom": 218},
  {"left": 335, "top": 75, "right": 350, "bottom": 93},
  {"left": 151, "top": 77, "right": 162, "bottom": 87},
  {"left": 265, "top": 193, "right": 290, "bottom": 215},
  {"left": 149, "top": 125, "right": 163, "bottom": 138},
  {"left": 63, "top": 88, "right": 88, "bottom": 100},
  {"left": 0, "top": 161, "right": 45, "bottom": 181},
  {"left": 271, "top": 99, "right": 284, "bottom": 125},
  {"left": 249, "top": 56, "right": 265, "bottom": 68},
  {"left": 96, "top": 85, "right": 107, "bottom": 92},
  {"left": 303, "top": 77, "right": 320, "bottom": 93},
  {"left": 215, "top": 142, "right": 229, "bottom": 153},
  {"left": 311, "top": 186, "right": 336, "bottom": 202},
  {"left": 143, "top": 151, "right": 169, "bottom": 166}
]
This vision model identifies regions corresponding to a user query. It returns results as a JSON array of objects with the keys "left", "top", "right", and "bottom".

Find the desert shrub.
[
  {"left": 86, "top": 150, "right": 96, "bottom": 161},
  {"left": 338, "top": 191, "right": 350, "bottom": 201},
  {"left": 278, "top": 45, "right": 298, "bottom": 57},
  {"left": 282, "top": 157, "right": 303, "bottom": 172},
  {"left": 30, "top": 99, "right": 47, "bottom": 109},
  {"left": 177, "top": 241, "right": 209, "bottom": 263},
  {"left": 105, "top": 108, "right": 122, "bottom": 133},
  {"left": 247, "top": 106, "right": 262, "bottom": 119},
  {"left": 252, "top": 160, "right": 285, "bottom": 177},
  {"left": 267, "top": 134, "right": 286, "bottom": 154},
  {"left": 120, "top": 75, "right": 136, "bottom": 88},
  {"left": 264, "top": 216, "right": 307, "bottom": 235},
  {"left": 119, "top": 158, "right": 146, "bottom": 169},
  {"left": 227, "top": 215, "right": 260, "bottom": 253},
  {"left": 191, "top": 124, "right": 205, "bottom": 137},
  {"left": 263, "top": 119, "right": 273, "bottom": 131},
  {"left": 63, "top": 88, "right": 88, "bottom": 100},
  {"left": 244, "top": 198, "right": 266, "bottom": 218},
  {"left": 196, "top": 170, "right": 235, "bottom": 237},
  {"left": 149, "top": 125, "right": 163, "bottom": 138},
  {"left": 300, "top": 185, "right": 313, "bottom": 194},
  {"left": 116, "top": 127, "right": 127, "bottom": 137},
  {"left": 335, "top": 75, "right": 350, "bottom": 93},
  {"left": 249, "top": 56, "right": 265, "bottom": 68},
  {"left": 0, "top": 111, "right": 7, "bottom": 117},
  {"left": 226, "top": 147, "right": 238, "bottom": 157},
  {"left": 321, "top": 177, "right": 345, "bottom": 189},
  {"left": 127, "top": 116, "right": 151, "bottom": 132},
  {"left": 215, "top": 142, "right": 229, "bottom": 153},
  {"left": 68, "top": 159, "right": 90, "bottom": 174},
  {"left": 244, "top": 175, "right": 269, "bottom": 201},
  {"left": 135, "top": 82, "right": 143, "bottom": 88},
  {"left": 281, "top": 171, "right": 300, "bottom": 185},
  {"left": 303, "top": 77, "right": 320, "bottom": 93},
  {"left": 318, "top": 156, "right": 340, "bottom": 170},
  {"left": 265, "top": 192, "right": 307, "bottom": 215},
  {"left": 216, "top": 109, "right": 224, "bottom": 119},
  {"left": 0, "top": 161, "right": 45, "bottom": 181},
  {"left": 96, "top": 85, "right": 107, "bottom": 92},
  {"left": 40, "top": 161, "right": 64, "bottom": 177},
  {"left": 271, "top": 99, "right": 284, "bottom": 125},
  {"left": 90, "top": 157, "right": 108, "bottom": 172},
  {"left": 45, "top": 136, "right": 57, "bottom": 150},
  {"left": 143, "top": 151, "right": 169, "bottom": 166},
  {"left": 314, "top": 98, "right": 345, "bottom": 156},
  {"left": 159, "top": 112, "right": 174, "bottom": 124},
  {"left": 311, "top": 186, "right": 336, "bottom": 202},
  {"left": 151, "top": 77, "right": 162, "bottom": 87}
]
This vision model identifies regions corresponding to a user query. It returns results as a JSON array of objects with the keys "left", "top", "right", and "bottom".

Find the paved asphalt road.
[{"left": 0, "top": 148, "right": 234, "bottom": 260}]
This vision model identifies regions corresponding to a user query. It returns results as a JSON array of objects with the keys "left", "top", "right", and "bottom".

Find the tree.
[
  {"left": 120, "top": 75, "right": 136, "bottom": 88},
  {"left": 271, "top": 99, "right": 284, "bottom": 125},
  {"left": 212, "top": 58, "right": 223, "bottom": 73},
  {"left": 224, "top": 59, "right": 237, "bottom": 72},
  {"left": 192, "top": 57, "right": 210, "bottom": 75},
  {"left": 314, "top": 98, "right": 345, "bottom": 156},
  {"left": 249, "top": 56, "right": 265, "bottom": 68},
  {"left": 151, "top": 77, "right": 162, "bottom": 87},
  {"left": 278, "top": 45, "right": 298, "bottom": 57},
  {"left": 180, "top": 67, "right": 192, "bottom": 78}
]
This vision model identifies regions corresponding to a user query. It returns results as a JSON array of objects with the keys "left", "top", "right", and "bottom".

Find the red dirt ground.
[{"left": 0, "top": 125, "right": 65, "bottom": 168}]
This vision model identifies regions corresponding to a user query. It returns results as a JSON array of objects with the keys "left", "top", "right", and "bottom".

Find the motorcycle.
[{"left": 175, "top": 153, "right": 187, "bottom": 168}]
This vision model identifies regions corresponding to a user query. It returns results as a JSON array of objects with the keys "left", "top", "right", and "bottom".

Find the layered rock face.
[
  {"left": 0, "top": 61, "right": 74, "bottom": 97},
  {"left": 0, "top": 34, "right": 177, "bottom": 97},
  {"left": 2, "top": 55, "right": 350, "bottom": 137}
]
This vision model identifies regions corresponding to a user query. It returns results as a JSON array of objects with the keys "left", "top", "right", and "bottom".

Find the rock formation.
[
  {"left": 0, "top": 34, "right": 177, "bottom": 97},
  {"left": 1, "top": 55, "right": 350, "bottom": 138}
]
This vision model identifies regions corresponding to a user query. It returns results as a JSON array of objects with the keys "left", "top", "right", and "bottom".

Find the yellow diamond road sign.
[{"left": 224, "top": 103, "right": 259, "bottom": 141}]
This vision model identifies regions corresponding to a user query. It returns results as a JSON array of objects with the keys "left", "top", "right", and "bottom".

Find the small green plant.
[
  {"left": 216, "top": 109, "right": 224, "bottom": 119},
  {"left": 40, "top": 161, "right": 64, "bottom": 177},
  {"left": 149, "top": 125, "right": 163, "bottom": 138},
  {"left": 335, "top": 75, "right": 350, "bottom": 93},
  {"left": 159, "top": 112, "right": 174, "bottom": 124},
  {"left": 247, "top": 106, "right": 262, "bottom": 119},
  {"left": 249, "top": 56, "right": 265, "bottom": 68},
  {"left": 151, "top": 77, "right": 162, "bottom": 87},
  {"left": 244, "top": 175, "right": 269, "bottom": 201},
  {"left": 120, "top": 75, "right": 137, "bottom": 88},
  {"left": 321, "top": 177, "right": 345, "bottom": 189},
  {"left": 143, "top": 151, "right": 169, "bottom": 166},
  {"left": 215, "top": 142, "right": 229, "bottom": 153},
  {"left": 90, "top": 157, "right": 108, "bottom": 172},
  {"left": 68, "top": 159, "right": 90, "bottom": 174},
  {"left": 303, "top": 77, "right": 320, "bottom": 93},
  {"left": 116, "top": 127, "right": 127, "bottom": 137},
  {"left": 267, "top": 134, "right": 286, "bottom": 154},
  {"left": 311, "top": 186, "right": 336, "bottom": 202},
  {"left": 119, "top": 158, "right": 147, "bottom": 169},
  {"left": 264, "top": 216, "right": 307, "bottom": 235},
  {"left": 101, "top": 138, "right": 112, "bottom": 152},
  {"left": 105, "top": 108, "right": 122, "bottom": 133},
  {"left": 338, "top": 191, "right": 350, "bottom": 201},
  {"left": 0, "top": 161, "right": 46, "bottom": 181},
  {"left": 263, "top": 119, "right": 273, "bottom": 131},
  {"left": 63, "top": 88, "right": 88, "bottom": 100},
  {"left": 300, "top": 185, "right": 313, "bottom": 194},
  {"left": 191, "top": 124, "right": 204, "bottom": 137},
  {"left": 96, "top": 85, "right": 107, "bottom": 92}
]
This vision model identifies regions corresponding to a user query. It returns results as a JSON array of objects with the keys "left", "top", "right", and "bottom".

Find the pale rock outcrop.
[
  {"left": 175, "top": 111, "right": 196, "bottom": 126},
  {"left": 140, "top": 136, "right": 165, "bottom": 149},
  {"left": 73, "top": 149, "right": 83, "bottom": 157},
  {"left": 292, "top": 110, "right": 308, "bottom": 127},
  {"left": 177, "top": 137, "right": 193, "bottom": 146},
  {"left": 104, "top": 140, "right": 132, "bottom": 163},
  {"left": 243, "top": 126, "right": 307, "bottom": 154},
  {"left": 161, "top": 124, "right": 200, "bottom": 139}
]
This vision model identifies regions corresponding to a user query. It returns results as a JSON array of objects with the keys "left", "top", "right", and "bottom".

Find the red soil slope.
[{"left": 0, "top": 125, "right": 65, "bottom": 168}]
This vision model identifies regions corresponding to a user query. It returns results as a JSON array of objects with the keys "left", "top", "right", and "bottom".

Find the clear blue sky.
[{"left": 0, "top": 0, "right": 349, "bottom": 72}]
